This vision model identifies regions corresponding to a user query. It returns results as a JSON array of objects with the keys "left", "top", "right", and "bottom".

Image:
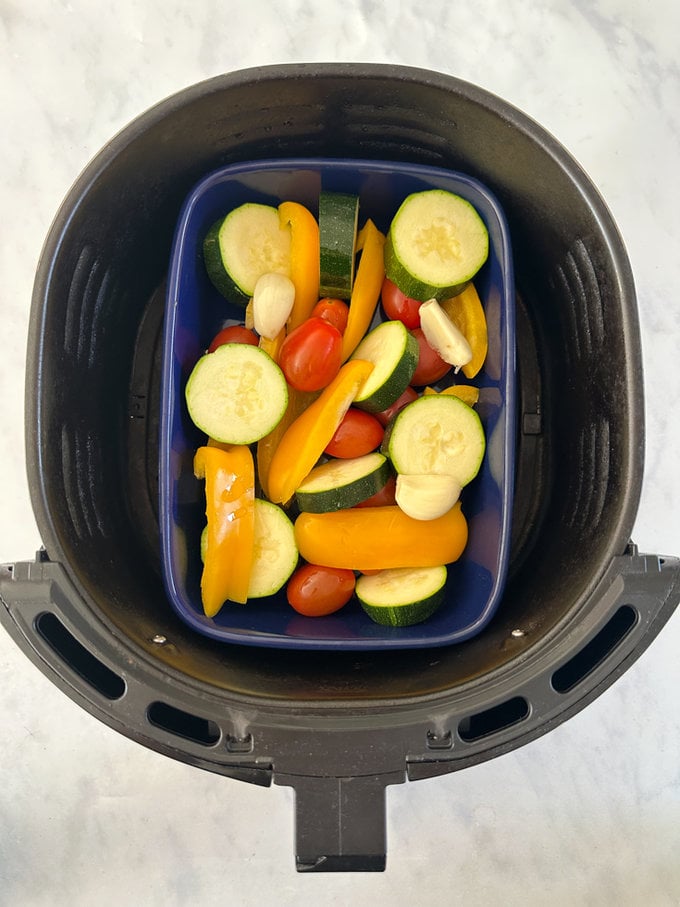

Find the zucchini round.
[
  {"left": 382, "top": 393, "right": 485, "bottom": 486},
  {"left": 201, "top": 499, "right": 298, "bottom": 599},
  {"left": 351, "top": 320, "right": 419, "bottom": 413},
  {"left": 247, "top": 499, "right": 299, "bottom": 598},
  {"left": 203, "top": 203, "right": 292, "bottom": 305},
  {"left": 295, "top": 452, "right": 391, "bottom": 513},
  {"left": 384, "top": 189, "right": 489, "bottom": 301},
  {"left": 185, "top": 343, "right": 288, "bottom": 445},
  {"left": 356, "top": 565, "right": 448, "bottom": 626}
]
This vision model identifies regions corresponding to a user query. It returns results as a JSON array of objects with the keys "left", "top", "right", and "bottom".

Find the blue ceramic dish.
[{"left": 159, "top": 158, "right": 516, "bottom": 650}]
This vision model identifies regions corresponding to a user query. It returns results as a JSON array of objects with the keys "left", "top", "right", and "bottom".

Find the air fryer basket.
[{"left": 1, "top": 63, "right": 678, "bottom": 872}]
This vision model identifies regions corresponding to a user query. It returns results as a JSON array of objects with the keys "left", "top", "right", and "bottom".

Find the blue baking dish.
[{"left": 159, "top": 157, "right": 515, "bottom": 650}]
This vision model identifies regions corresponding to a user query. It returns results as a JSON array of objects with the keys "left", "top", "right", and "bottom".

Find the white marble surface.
[{"left": 1, "top": 1, "right": 679, "bottom": 903}]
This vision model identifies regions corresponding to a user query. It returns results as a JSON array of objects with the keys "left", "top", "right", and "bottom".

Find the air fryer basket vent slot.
[
  {"left": 458, "top": 696, "right": 529, "bottom": 742},
  {"left": 34, "top": 612, "right": 126, "bottom": 700},
  {"left": 564, "top": 417, "right": 611, "bottom": 531},
  {"left": 552, "top": 239, "right": 605, "bottom": 361},
  {"left": 147, "top": 701, "right": 221, "bottom": 747},
  {"left": 551, "top": 605, "right": 638, "bottom": 694},
  {"left": 60, "top": 425, "right": 107, "bottom": 539}
]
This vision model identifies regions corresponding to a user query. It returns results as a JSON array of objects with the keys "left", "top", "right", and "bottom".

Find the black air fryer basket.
[{"left": 2, "top": 63, "right": 679, "bottom": 872}]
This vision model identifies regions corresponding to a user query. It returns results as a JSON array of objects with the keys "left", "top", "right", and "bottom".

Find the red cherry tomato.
[
  {"left": 410, "top": 328, "right": 453, "bottom": 386},
  {"left": 324, "top": 408, "right": 385, "bottom": 458},
  {"left": 380, "top": 277, "right": 423, "bottom": 329},
  {"left": 286, "top": 564, "right": 356, "bottom": 617},
  {"left": 311, "top": 298, "right": 350, "bottom": 334},
  {"left": 278, "top": 317, "right": 343, "bottom": 392},
  {"left": 354, "top": 474, "right": 397, "bottom": 508},
  {"left": 207, "top": 325, "right": 259, "bottom": 352},
  {"left": 373, "top": 386, "right": 419, "bottom": 427}
]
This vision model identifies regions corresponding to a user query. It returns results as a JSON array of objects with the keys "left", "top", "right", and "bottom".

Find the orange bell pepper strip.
[
  {"left": 440, "top": 283, "right": 488, "bottom": 379},
  {"left": 266, "top": 359, "right": 374, "bottom": 505},
  {"left": 294, "top": 502, "right": 468, "bottom": 571},
  {"left": 256, "top": 386, "right": 318, "bottom": 501},
  {"left": 193, "top": 444, "right": 255, "bottom": 615},
  {"left": 279, "top": 201, "right": 320, "bottom": 331},
  {"left": 341, "top": 219, "right": 386, "bottom": 362}
]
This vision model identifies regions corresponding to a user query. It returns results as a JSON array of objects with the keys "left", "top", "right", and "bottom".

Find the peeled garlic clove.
[
  {"left": 395, "top": 473, "right": 462, "bottom": 521},
  {"left": 252, "top": 273, "right": 296, "bottom": 339},
  {"left": 419, "top": 298, "right": 472, "bottom": 371}
]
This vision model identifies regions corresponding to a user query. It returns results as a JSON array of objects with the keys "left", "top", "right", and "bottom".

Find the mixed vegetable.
[{"left": 185, "top": 184, "right": 490, "bottom": 628}]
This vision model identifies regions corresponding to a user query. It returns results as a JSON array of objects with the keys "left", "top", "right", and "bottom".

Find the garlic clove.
[
  {"left": 252, "top": 272, "right": 296, "bottom": 339},
  {"left": 395, "top": 473, "right": 462, "bottom": 521},
  {"left": 419, "top": 298, "right": 472, "bottom": 371}
]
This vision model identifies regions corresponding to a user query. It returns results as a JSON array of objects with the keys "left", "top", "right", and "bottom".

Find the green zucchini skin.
[
  {"left": 295, "top": 452, "right": 392, "bottom": 513},
  {"left": 384, "top": 189, "right": 489, "bottom": 302},
  {"left": 185, "top": 343, "right": 289, "bottom": 445},
  {"left": 351, "top": 320, "right": 419, "bottom": 413},
  {"left": 203, "top": 217, "right": 250, "bottom": 306},
  {"left": 203, "top": 202, "right": 292, "bottom": 306},
  {"left": 381, "top": 393, "right": 486, "bottom": 486},
  {"left": 318, "top": 191, "right": 359, "bottom": 299},
  {"left": 356, "top": 565, "right": 447, "bottom": 626}
]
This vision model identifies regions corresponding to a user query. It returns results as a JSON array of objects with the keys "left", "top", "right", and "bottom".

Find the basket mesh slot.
[
  {"left": 60, "top": 425, "right": 107, "bottom": 539},
  {"left": 551, "top": 605, "right": 637, "bottom": 694},
  {"left": 564, "top": 417, "right": 611, "bottom": 530},
  {"left": 147, "top": 701, "right": 221, "bottom": 747},
  {"left": 458, "top": 696, "right": 529, "bottom": 742},
  {"left": 552, "top": 238, "right": 606, "bottom": 362},
  {"left": 35, "top": 612, "right": 126, "bottom": 700}
]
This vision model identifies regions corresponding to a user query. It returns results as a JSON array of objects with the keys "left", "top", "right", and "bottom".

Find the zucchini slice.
[
  {"left": 247, "top": 499, "right": 299, "bottom": 598},
  {"left": 295, "top": 452, "right": 391, "bottom": 513},
  {"left": 185, "top": 343, "right": 288, "bottom": 445},
  {"left": 318, "top": 191, "right": 359, "bottom": 299},
  {"left": 201, "top": 499, "right": 298, "bottom": 599},
  {"left": 356, "top": 565, "right": 448, "bottom": 626},
  {"left": 203, "top": 203, "right": 292, "bottom": 305},
  {"left": 383, "top": 394, "right": 485, "bottom": 486},
  {"left": 384, "top": 189, "right": 489, "bottom": 301},
  {"left": 351, "top": 320, "right": 419, "bottom": 413}
]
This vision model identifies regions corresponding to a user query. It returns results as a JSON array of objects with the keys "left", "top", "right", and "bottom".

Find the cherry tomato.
[
  {"left": 380, "top": 277, "right": 423, "bottom": 329},
  {"left": 373, "top": 386, "right": 418, "bottom": 427},
  {"left": 410, "top": 328, "right": 453, "bottom": 386},
  {"left": 354, "top": 474, "right": 397, "bottom": 508},
  {"left": 286, "top": 564, "right": 356, "bottom": 617},
  {"left": 278, "top": 317, "right": 343, "bottom": 392},
  {"left": 311, "top": 298, "right": 350, "bottom": 334},
  {"left": 324, "top": 408, "right": 385, "bottom": 458},
  {"left": 207, "top": 325, "right": 259, "bottom": 352}
]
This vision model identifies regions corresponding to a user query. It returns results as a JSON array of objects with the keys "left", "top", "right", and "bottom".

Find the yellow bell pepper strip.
[
  {"left": 279, "top": 201, "right": 320, "bottom": 331},
  {"left": 294, "top": 502, "right": 468, "bottom": 571},
  {"left": 193, "top": 444, "right": 255, "bottom": 615},
  {"left": 259, "top": 326, "right": 286, "bottom": 364},
  {"left": 244, "top": 298, "right": 255, "bottom": 330},
  {"left": 440, "top": 283, "right": 488, "bottom": 379},
  {"left": 340, "top": 219, "right": 386, "bottom": 362},
  {"left": 253, "top": 331, "right": 293, "bottom": 498},
  {"left": 256, "top": 386, "right": 318, "bottom": 501},
  {"left": 423, "top": 384, "right": 480, "bottom": 406},
  {"left": 266, "top": 359, "right": 374, "bottom": 505}
]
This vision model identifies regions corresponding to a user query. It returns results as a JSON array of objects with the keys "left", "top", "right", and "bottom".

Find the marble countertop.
[{"left": 1, "top": 1, "right": 678, "bottom": 904}]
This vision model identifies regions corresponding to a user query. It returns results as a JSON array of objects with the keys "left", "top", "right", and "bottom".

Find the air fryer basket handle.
[
  {"left": 276, "top": 772, "right": 402, "bottom": 873},
  {"left": 1, "top": 548, "right": 679, "bottom": 873}
]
